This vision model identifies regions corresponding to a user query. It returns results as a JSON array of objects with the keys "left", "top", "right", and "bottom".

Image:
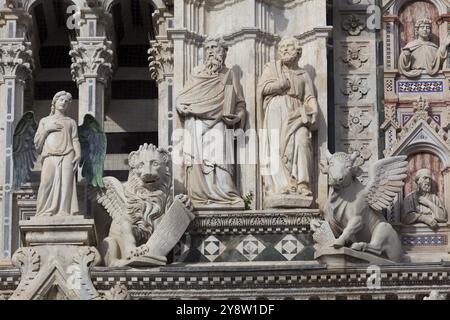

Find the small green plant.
[{"left": 244, "top": 191, "right": 254, "bottom": 211}]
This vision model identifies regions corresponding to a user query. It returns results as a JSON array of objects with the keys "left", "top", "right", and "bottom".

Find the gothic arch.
[
  {"left": 103, "top": 0, "right": 166, "bottom": 12},
  {"left": 384, "top": 0, "right": 449, "bottom": 15}
]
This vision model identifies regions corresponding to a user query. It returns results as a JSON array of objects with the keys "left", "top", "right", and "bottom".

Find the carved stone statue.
[
  {"left": 13, "top": 91, "right": 106, "bottom": 217},
  {"left": 258, "top": 36, "right": 318, "bottom": 208},
  {"left": 399, "top": 19, "right": 450, "bottom": 77},
  {"left": 176, "top": 36, "right": 246, "bottom": 209},
  {"left": 94, "top": 144, "right": 195, "bottom": 267},
  {"left": 402, "top": 169, "right": 447, "bottom": 229},
  {"left": 316, "top": 151, "right": 408, "bottom": 262}
]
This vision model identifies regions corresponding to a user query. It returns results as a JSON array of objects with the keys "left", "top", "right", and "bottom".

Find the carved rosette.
[
  {"left": 148, "top": 39, "right": 174, "bottom": 83},
  {"left": 0, "top": 41, "right": 33, "bottom": 81},
  {"left": 69, "top": 39, "right": 113, "bottom": 85}
]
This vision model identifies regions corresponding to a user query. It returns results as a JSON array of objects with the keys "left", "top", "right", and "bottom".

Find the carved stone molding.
[
  {"left": 0, "top": 40, "right": 32, "bottom": 80},
  {"left": 189, "top": 210, "right": 321, "bottom": 235},
  {"left": 69, "top": 39, "right": 113, "bottom": 85},
  {"left": 148, "top": 39, "right": 174, "bottom": 82}
]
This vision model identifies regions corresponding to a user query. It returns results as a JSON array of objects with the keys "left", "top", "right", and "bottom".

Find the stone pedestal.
[
  {"left": 175, "top": 209, "right": 320, "bottom": 264},
  {"left": 9, "top": 216, "right": 102, "bottom": 300},
  {"left": 397, "top": 223, "right": 450, "bottom": 263}
]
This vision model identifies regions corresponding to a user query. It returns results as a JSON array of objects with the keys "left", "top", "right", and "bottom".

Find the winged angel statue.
[
  {"left": 315, "top": 151, "right": 409, "bottom": 262},
  {"left": 13, "top": 91, "right": 106, "bottom": 216}
]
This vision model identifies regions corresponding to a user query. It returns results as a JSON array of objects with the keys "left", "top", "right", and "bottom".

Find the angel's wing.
[
  {"left": 365, "top": 156, "right": 409, "bottom": 212},
  {"left": 13, "top": 112, "right": 38, "bottom": 191},
  {"left": 79, "top": 114, "right": 107, "bottom": 188},
  {"left": 93, "top": 177, "right": 126, "bottom": 221}
]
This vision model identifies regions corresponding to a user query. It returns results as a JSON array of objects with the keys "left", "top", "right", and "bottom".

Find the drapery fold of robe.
[
  {"left": 177, "top": 67, "right": 245, "bottom": 207},
  {"left": 398, "top": 40, "right": 447, "bottom": 77},
  {"left": 257, "top": 61, "right": 316, "bottom": 194},
  {"left": 401, "top": 192, "right": 447, "bottom": 225},
  {"left": 34, "top": 115, "right": 79, "bottom": 216}
]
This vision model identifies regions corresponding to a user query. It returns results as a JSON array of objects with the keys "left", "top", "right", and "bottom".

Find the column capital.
[
  {"left": 148, "top": 38, "right": 173, "bottom": 83},
  {"left": 0, "top": 39, "right": 32, "bottom": 81},
  {"left": 69, "top": 38, "right": 113, "bottom": 85}
]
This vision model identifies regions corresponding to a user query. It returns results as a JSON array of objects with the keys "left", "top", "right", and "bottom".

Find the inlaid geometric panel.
[
  {"left": 275, "top": 235, "right": 305, "bottom": 261},
  {"left": 236, "top": 235, "right": 266, "bottom": 261},
  {"left": 198, "top": 236, "right": 225, "bottom": 262}
]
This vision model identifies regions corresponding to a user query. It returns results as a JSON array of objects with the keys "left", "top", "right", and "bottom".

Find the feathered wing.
[
  {"left": 13, "top": 112, "right": 38, "bottom": 191},
  {"left": 79, "top": 114, "right": 107, "bottom": 188},
  {"left": 94, "top": 177, "right": 126, "bottom": 221},
  {"left": 365, "top": 156, "right": 409, "bottom": 212}
]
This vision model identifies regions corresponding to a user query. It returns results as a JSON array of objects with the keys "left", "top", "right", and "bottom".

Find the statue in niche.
[
  {"left": 257, "top": 36, "right": 318, "bottom": 208},
  {"left": 176, "top": 36, "right": 246, "bottom": 210},
  {"left": 399, "top": 18, "right": 450, "bottom": 77},
  {"left": 94, "top": 144, "right": 195, "bottom": 267},
  {"left": 402, "top": 168, "right": 447, "bottom": 229},
  {"left": 13, "top": 91, "right": 106, "bottom": 217},
  {"left": 313, "top": 151, "right": 409, "bottom": 263}
]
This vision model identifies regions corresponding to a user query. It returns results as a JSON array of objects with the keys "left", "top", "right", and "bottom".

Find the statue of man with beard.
[
  {"left": 402, "top": 169, "right": 447, "bottom": 229},
  {"left": 258, "top": 36, "right": 318, "bottom": 208},
  {"left": 176, "top": 37, "right": 246, "bottom": 209}
]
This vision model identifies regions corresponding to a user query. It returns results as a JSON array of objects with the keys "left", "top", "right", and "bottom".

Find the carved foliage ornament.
[
  {"left": 342, "top": 76, "right": 369, "bottom": 101},
  {"left": 342, "top": 108, "right": 372, "bottom": 136},
  {"left": 148, "top": 39, "right": 174, "bottom": 82},
  {"left": 69, "top": 40, "right": 113, "bottom": 84},
  {"left": 342, "top": 43, "right": 368, "bottom": 69},
  {"left": 342, "top": 15, "right": 365, "bottom": 36},
  {"left": 0, "top": 41, "right": 32, "bottom": 79}
]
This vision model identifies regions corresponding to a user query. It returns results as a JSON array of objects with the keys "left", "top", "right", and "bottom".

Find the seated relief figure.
[
  {"left": 258, "top": 36, "right": 318, "bottom": 208},
  {"left": 399, "top": 18, "right": 450, "bottom": 78},
  {"left": 176, "top": 36, "right": 246, "bottom": 209},
  {"left": 402, "top": 169, "right": 447, "bottom": 230},
  {"left": 13, "top": 91, "right": 106, "bottom": 217}
]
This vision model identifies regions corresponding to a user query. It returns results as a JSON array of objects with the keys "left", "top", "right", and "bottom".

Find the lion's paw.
[{"left": 176, "top": 194, "right": 194, "bottom": 212}]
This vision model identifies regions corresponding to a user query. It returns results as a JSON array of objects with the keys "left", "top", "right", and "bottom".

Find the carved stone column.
[
  {"left": 149, "top": 8, "right": 174, "bottom": 149},
  {"left": 69, "top": 5, "right": 113, "bottom": 126},
  {"left": 0, "top": 5, "right": 33, "bottom": 261}
]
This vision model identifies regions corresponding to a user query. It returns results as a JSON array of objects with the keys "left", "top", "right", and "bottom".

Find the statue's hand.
[
  {"left": 402, "top": 47, "right": 411, "bottom": 57},
  {"left": 177, "top": 104, "right": 191, "bottom": 117},
  {"left": 45, "top": 122, "right": 63, "bottom": 133},
  {"left": 421, "top": 215, "right": 439, "bottom": 229},
  {"left": 223, "top": 114, "right": 241, "bottom": 126},
  {"left": 279, "top": 78, "right": 290, "bottom": 91},
  {"left": 72, "top": 155, "right": 80, "bottom": 172}
]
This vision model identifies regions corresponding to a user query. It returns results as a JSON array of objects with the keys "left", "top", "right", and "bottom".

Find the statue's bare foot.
[
  {"left": 351, "top": 242, "right": 367, "bottom": 252},
  {"left": 332, "top": 239, "right": 346, "bottom": 249},
  {"left": 297, "top": 183, "right": 313, "bottom": 196}
]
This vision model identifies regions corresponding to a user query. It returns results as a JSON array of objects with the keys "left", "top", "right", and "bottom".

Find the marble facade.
[{"left": 0, "top": 0, "right": 449, "bottom": 300}]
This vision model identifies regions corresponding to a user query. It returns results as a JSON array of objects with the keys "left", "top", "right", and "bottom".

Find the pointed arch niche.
[{"left": 387, "top": 117, "right": 450, "bottom": 222}]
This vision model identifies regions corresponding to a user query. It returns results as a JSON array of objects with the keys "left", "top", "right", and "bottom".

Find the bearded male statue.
[
  {"left": 258, "top": 36, "right": 319, "bottom": 208},
  {"left": 399, "top": 19, "right": 450, "bottom": 77},
  {"left": 402, "top": 169, "right": 447, "bottom": 230},
  {"left": 176, "top": 36, "right": 246, "bottom": 209}
]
